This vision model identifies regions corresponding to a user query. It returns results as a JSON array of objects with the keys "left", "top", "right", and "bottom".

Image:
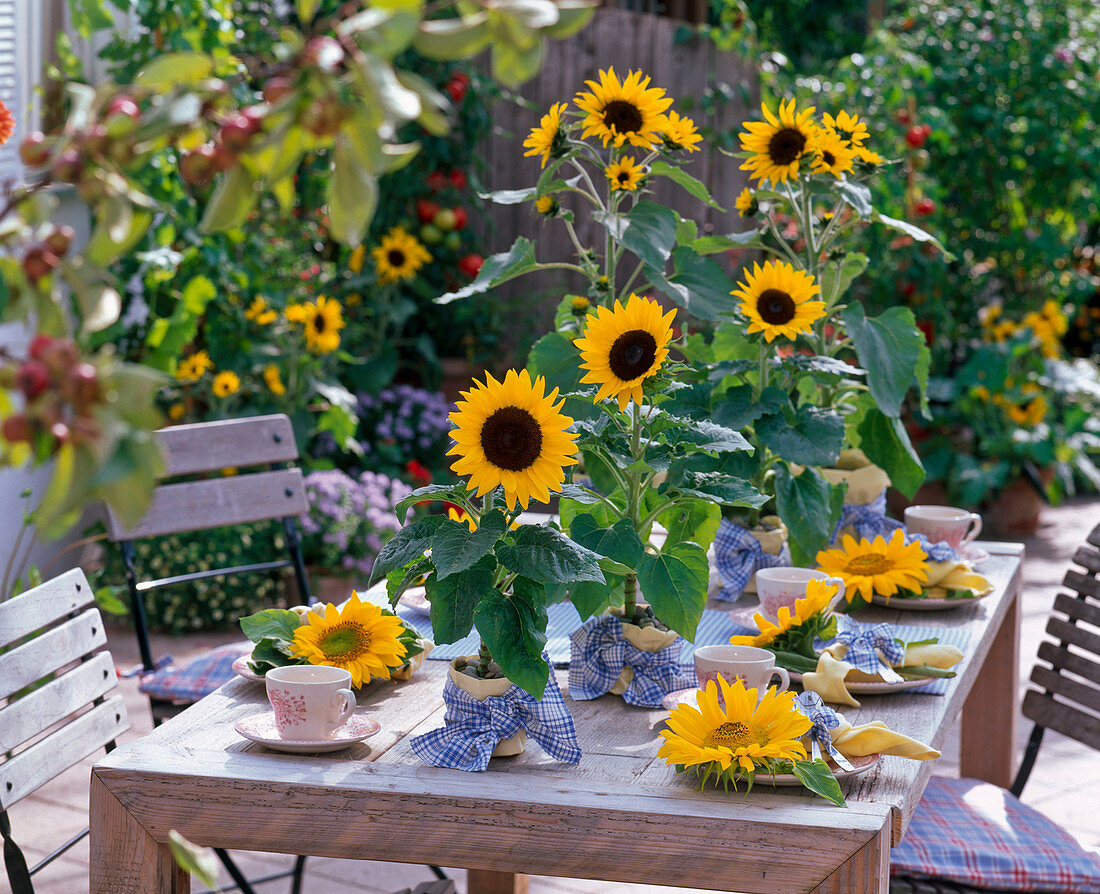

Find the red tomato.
[
  {"left": 452, "top": 207, "right": 468, "bottom": 230},
  {"left": 905, "top": 126, "right": 927, "bottom": 148},
  {"left": 416, "top": 198, "right": 441, "bottom": 223},
  {"left": 458, "top": 253, "right": 483, "bottom": 278}
]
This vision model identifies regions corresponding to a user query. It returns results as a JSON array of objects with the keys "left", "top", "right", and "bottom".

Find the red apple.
[
  {"left": 22, "top": 247, "right": 59, "bottom": 283},
  {"left": 905, "top": 126, "right": 927, "bottom": 148},
  {"left": 263, "top": 76, "right": 295, "bottom": 105},
  {"left": 44, "top": 225, "right": 75, "bottom": 258},
  {"left": 915, "top": 197, "right": 935, "bottom": 216},
  {"left": 28, "top": 334, "right": 55, "bottom": 360},
  {"left": 416, "top": 199, "right": 441, "bottom": 223},
  {"left": 19, "top": 131, "right": 51, "bottom": 167},
  {"left": 426, "top": 171, "right": 448, "bottom": 193},
  {"left": 302, "top": 36, "right": 344, "bottom": 73},
  {"left": 452, "top": 207, "right": 468, "bottom": 230},
  {"left": 449, "top": 169, "right": 467, "bottom": 190},
  {"left": 179, "top": 145, "right": 218, "bottom": 185},
  {"left": 51, "top": 148, "right": 84, "bottom": 183},
  {"left": 219, "top": 111, "right": 260, "bottom": 153},
  {"left": 16, "top": 360, "right": 51, "bottom": 399},
  {"left": 1, "top": 413, "right": 32, "bottom": 443},
  {"left": 64, "top": 363, "right": 101, "bottom": 406}
]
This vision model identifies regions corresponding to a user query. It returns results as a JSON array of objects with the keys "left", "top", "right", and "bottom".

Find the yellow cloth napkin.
[
  {"left": 830, "top": 714, "right": 941, "bottom": 760},
  {"left": 800, "top": 642, "right": 963, "bottom": 707},
  {"left": 921, "top": 559, "right": 993, "bottom": 598}
]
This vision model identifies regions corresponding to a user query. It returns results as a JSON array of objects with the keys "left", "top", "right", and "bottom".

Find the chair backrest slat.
[
  {"left": 1029, "top": 665, "right": 1100, "bottom": 715},
  {"left": 1052, "top": 591, "right": 1100, "bottom": 628},
  {"left": 155, "top": 414, "right": 300, "bottom": 476},
  {"left": 1036, "top": 640, "right": 1100, "bottom": 686},
  {"left": 1021, "top": 689, "right": 1100, "bottom": 752},
  {"left": 1045, "top": 615, "right": 1100, "bottom": 656},
  {"left": 0, "top": 652, "right": 116, "bottom": 753},
  {"left": 0, "top": 568, "right": 91, "bottom": 645},
  {"left": 103, "top": 467, "right": 308, "bottom": 541},
  {"left": 1063, "top": 568, "right": 1100, "bottom": 600},
  {"left": 1073, "top": 544, "right": 1100, "bottom": 575},
  {"left": 0, "top": 694, "right": 128, "bottom": 810},
  {"left": 0, "top": 608, "right": 108, "bottom": 701}
]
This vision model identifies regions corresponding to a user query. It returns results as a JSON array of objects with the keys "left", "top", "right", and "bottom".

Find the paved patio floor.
[{"left": 10, "top": 497, "right": 1099, "bottom": 893}]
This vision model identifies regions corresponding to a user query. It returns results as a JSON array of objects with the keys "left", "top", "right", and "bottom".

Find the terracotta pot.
[
  {"left": 307, "top": 570, "right": 359, "bottom": 605},
  {"left": 448, "top": 656, "right": 526, "bottom": 756},
  {"left": 607, "top": 614, "right": 680, "bottom": 695},
  {"left": 984, "top": 474, "right": 1048, "bottom": 537}
]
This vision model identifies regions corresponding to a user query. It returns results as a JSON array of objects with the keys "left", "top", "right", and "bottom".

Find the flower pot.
[
  {"left": 392, "top": 638, "right": 434, "bottom": 681},
  {"left": 818, "top": 449, "right": 892, "bottom": 506},
  {"left": 307, "top": 569, "right": 358, "bottom": 605},
  {"left": 608, "top": 617, "right": 680, "bottom": 695},
  {"left": 984, "top": 473, "right": 1049, "bottom": 537},
  {"left": 447, "top": 657, "right": 526, "bottom": 756}
]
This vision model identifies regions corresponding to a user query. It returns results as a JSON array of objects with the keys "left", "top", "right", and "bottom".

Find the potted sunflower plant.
[
  {"left": 372, "top": 367, "right": 606, "bottom": 769},
  {"left": 438, "top": 68, "right": 770, "bottom": 706}
]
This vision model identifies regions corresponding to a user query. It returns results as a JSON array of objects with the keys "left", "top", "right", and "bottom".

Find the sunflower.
[
  {"left": 0, "top": 100, "right": 14, "bottom": 146},
  {"left": 212, "top": 370, "right": 239, "bottom": 397},
  {"left": 853, "top": 145, "right": 884, "bottom": 166},
  {"left": 1001, "top": 384, "right": 1047, "bottom": 427},
  {"left": 301, "top": 295, "right": 344, "bottom": 354},
  {"left": 245, "top": 296, "right": 277, "bottom": 325},
  {"left": 535, "top": 194, "right": 558, "bottom": 216},
  {"left": 447, "top": 505, "right": 477, "bottom": 532},
  {"left": 523, "top": 102, "right": 569, "bottom": 168},
  {"left": 284, "top": 303, "right": 310, "bottom": 324},
  {"left": 263, "top": 363, "right": 286, "bottom": 396},
  {"left": 348, "top": 244, "right": 366, "bottom": 274},
  {"left": 822, "top": 110, "right": 869, "bottom": 146},
  {"left": 605, "top": 156, "right": 645, "bottom": 192},
  {"left": 576, "top": 293, "right": 676, "bottom": 410},
  {"left": 447, "top": 368, "right": 578, "bottom": 510},
  {"left": 816, "top": 529, "right": 930, "bottom": 604},
  {"left": 175, "top": 350, "right": 214, "bottom": 382},
  {"left": 732, "top": 260, "right": 825, "bottom": 342},
  {"left": 810, "top": 130, "right": 856, "bottom": 178},
  {"left": 168, "top": 403, "right": 186, "bottom": 421},
  {"left": 574, "top": 67, "right": 672, "bottom": 150},
  {"left": 658, "top": 676, "right": 810, "bottom": 778},
  {"left": 372, "top": 227, "right": 431, "bottom": 285},
  {"left": 739, "top": 99, "right": 817, "bottom": 185},
  {"left": 730, "top": 578, "right": 838, "bottom": 649},
  {"left": 661, "top": 110, "right": 702, "bottom": 152},
  {"left": 290, "top": 593, "right": 408, "bottom": 687},
  {"left": 735, "top": 187, "right": 758, "bottom": 217}
]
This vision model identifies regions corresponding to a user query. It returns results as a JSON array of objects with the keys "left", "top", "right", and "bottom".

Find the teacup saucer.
[
  {"left": 662, "top": 687, "right": 703, "bottom": 711},
  {"left": 727, "top": 601, "right": 777, "bottom": 631},
  {"left": 234, "top": 712, "right": 380, "bottom": 753}
]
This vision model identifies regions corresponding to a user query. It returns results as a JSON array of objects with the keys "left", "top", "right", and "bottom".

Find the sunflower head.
[
  {"left": 303, "top": 295, "right": 345, "bottom": 354},
  {"left": 661, "top": 110, "right": 702, "bottom": 152},
  {"left": 523, "top": 102, "right": 570, "bottom": 168},
  {"left": 263, "top": 363, "right": 286, "bottom": 396},
  {"left": 605, "top": 156, "right": 646, "bottom": 192},
  {"left": 822, "top": 110, "right": 869, "bottom": 146},
  {"left": 575, "top": 293, "right": 676, "bottom": 410},
  {"left": 447, "top": 368, "right": 578, "bottom": 510},
  {"left": 816, "top": 529, "right": 930, "bottom": 604},
  {"left": 575, "top": 67, "right": 673, "bottom": 149},
  {"left": 735, "top": 187, "right": 758, "bottom": 218},
  {"left": 290, "top": 593, "right": 409, "bottom": 687},
  {"left": 730, "top": 578, "right": 838, "bottom": 651},
  {"left": 731, "top": 260, "right": 825, "bottom": 343},
  {"left": 535, "top": 194, "right": 559, "bottom": 216},
  {"left": 739, "top": 99, "right": 818, "bottom": 185},
  {"left": 372, "top": 226, "right": 431, "bottom": 285},
  {"left": 810, "top": 129, "right": 856, "bottom": 178},
  {"left": 658, "top": 676, "right": 810, "bottom": 779}
]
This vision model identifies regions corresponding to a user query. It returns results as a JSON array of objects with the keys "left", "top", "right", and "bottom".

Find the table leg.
[
  {"left": 960, "top": 586, "right": 1020, "bottom": 787},
  {"left": 811, "top": 819, "right": 890, "bottom": 894},
  {"left": 467, "top": 869, "right": 529, "bottom": 894},
  {"left": 90, "top": 772, "right": 188, "bottom": 894}
]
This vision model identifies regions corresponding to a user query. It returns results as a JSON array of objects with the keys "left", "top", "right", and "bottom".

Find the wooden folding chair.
[
  {"left": 890, "top": 522, "right": 1100, "bottom": 893},
  {"left": 0, "top": 568, "right": 129, "bottom": 894}
]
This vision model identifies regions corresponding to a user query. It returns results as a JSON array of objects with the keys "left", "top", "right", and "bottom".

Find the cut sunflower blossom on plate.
[
  {"left": 239, "top": 592, "right": 427, "bottom": 687},
  {"left": 657, "top": 675, "right": 849, "bottom": 806},
  {"left": 816, "top": 529, "right": 931, "bottom": 608},
  {"left": 729, "top": 577, "right": 839, "bottom": 675}
]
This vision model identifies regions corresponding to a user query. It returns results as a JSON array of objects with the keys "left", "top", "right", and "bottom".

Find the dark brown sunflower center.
[
  {"left": 768, "top": 127, "right": 807, "bottom": 165},
  {"left": 704, "top": 720, "right": 768, "bottom": 749},
  {"left": 822, "top": 150, "right": 836, "bottom": 166},
  {"left": 845, "top": 553, "right": 890, "bottom": 575},
  {"left": 314, "top": 314, "right": 327, "bottom": 333},
  {"left": 481, "top": 406, "right": 543, "bottom": 471},
  {"left": 603, "top": 100, "right": 644, "bottom": 134},
  {"left": 388, "top": 248, "right": 406, "bottom": 267},
  {"left": 757, "top": 289, "right": 797, "bottom": 325},
  {"left": 608, "top": 329, "right": 658, "bottom": 381},
  {"left": 617, "top": 171, "right": 631, "bottom": 183}
]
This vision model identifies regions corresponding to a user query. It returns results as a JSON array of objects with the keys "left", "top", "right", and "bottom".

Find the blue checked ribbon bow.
[
  {"left": 831, "top": 492, "right": 905, "bottom": 545},
  {"left": 795, "top": 691, "right": 846, "bottom": 763},
  {"left": 410, "top": 659, "right": 581, "bottom": 771},
  {"left": 835, "top": 615, "right": 905, "bottom": 674},
  {"left": 568, "top": 614, "right": 692, "bottom": 708},
  {"left": 906, "top": 532, "right": 958, "bottom": 562},
  {"left": 713, "top": 518, "right": 792, "bottom": 601}
]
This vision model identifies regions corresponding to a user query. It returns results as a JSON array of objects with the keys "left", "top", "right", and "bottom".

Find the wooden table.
[{"left": 90, "top": 543, "right": 1022, "bottom": 894}]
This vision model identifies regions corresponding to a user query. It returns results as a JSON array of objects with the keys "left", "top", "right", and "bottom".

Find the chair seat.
[
  {"left": 891, "top": 776, "right": 1100, "bottom": 892},
  {"left": 139, "top": 641, "right": 253, "bottom": 702}
]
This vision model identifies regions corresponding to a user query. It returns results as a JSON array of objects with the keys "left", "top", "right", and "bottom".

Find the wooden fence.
[{"left": 477, "top": 6, "right": 758, "bottom": 334}]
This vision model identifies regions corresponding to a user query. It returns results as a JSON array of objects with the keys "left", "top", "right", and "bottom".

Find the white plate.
[
  {"left": 754, "top": 752, "right": 880, "bottom": 786},
  {"left": 790, "top": 671, "right": 933, "bottom": 695},
  {"left": 662, "top": 687, "right": 703, "bottom": 711},
  {"left": 869, "top": 590, "right": 990, "bottom": 612},
  {"left": 958, "top": 544, "right": 991, "bottom": 567},
  {"left": 234, "top": 711, "right": 380, "bottom": 753},
  {"left": 233, "top": 654, "right": 266, "bottom": 682},
  {"left": 399, "top": 587, "right": 430, "bottom": 614}
]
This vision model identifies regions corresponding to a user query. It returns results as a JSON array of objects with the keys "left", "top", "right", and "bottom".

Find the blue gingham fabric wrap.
[
  {"left": 835, "top": 615, "right": 906, "bottom": 674},
  {"left": 713, "top": 518, "right": 792, "bottom": 601},
  {"left": 567, "top": 614, "right": 693, "bottom": 707},
  {"left": 906, "top": 532, "right": 959, "bottom": 563},
  {"left": 831, "top": 492, "right": 905, "bottom": 545},
  {"left": 794, "top": 691, "right": 845, "bottom": 763},
  {"left": 410, "top": 658, "right": 581, "bottom": 771}
]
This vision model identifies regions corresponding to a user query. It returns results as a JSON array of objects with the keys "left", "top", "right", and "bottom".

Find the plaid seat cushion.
[
  {"left": 892, "top": 776, "right": 1100, "bottom": 892},
  {"left": 139, "top": 641, "right": 253, "bottom": 702}
]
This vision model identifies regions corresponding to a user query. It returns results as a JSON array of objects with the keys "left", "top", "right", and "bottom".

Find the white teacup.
[
  {"left": 694, "top": 644, "right": 790, "bottom": 695},
  {"left": 904, "top": 505, "right": 982, "bottom": 550},
  {"left": 754, "top": 567, "right": 846, "bottom": 620},
  {"left": 266, "top": 665, "right": 356, "bottom": 740}
]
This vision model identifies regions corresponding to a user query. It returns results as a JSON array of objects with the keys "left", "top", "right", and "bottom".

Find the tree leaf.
[
  {"left": 649, "top": 160, "right": 724, "bottom": 209},
  {"left": 328, "top": 139, "right": 379, "bottom": 244},
  {"left": 495, "top": 525, "right": 605, "bottom": 584},
  {"left": 857, "top": 408, "right": 925, "bottom": 498},
  {"left": 371, "top": 515, "right": 445, "bottom": 579},
  {"left": 135, "top": 53, "right": 213, "bottom": 88},
  {"left": 431, "top": 510, "right": 507, "bottom": 579},
  {"left": 414, "top": 13, "right": 493, "bottom": 59},
  {"left": 474, "top": 580, "right": 549, "bottom": 697},
  {"left": 427, "top": 555, "right": 496, "bottom": 643},
  {"left": 200, "top": 166, "right": 257, "bottom": 234},
  {"left": 636, "top": 541, "right": 709, "bottom": 639},
  {"left": 840, "top": 303, "right": 925, "bottom": 418},
  {"left": 756, "top": 405, "right": 845, "bottom": 467},
  {"left": 168, "top": 831, "right": 219, "bottom": 888}
]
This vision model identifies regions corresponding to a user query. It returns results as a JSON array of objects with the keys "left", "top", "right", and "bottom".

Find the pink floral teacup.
[
  {"left": 266, "top": 665, "right": 355, "bottom": 740},
  {"left": 754, "top": 567, "right": 846, "bottom": 621},
  {"left": 904, "top": 505, "right": 982, "bottom": 550}
]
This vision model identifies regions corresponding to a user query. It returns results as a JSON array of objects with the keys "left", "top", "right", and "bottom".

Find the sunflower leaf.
[
  {"left": 495, "top": 524, "right": 605, "bottom": 584},
  {"left": 567, "top": 575, "right": 624, "bottom": 620},
  {"left": 756, "top": 405, "right": 845, "bottom": 467},
  {"left": 636, "top": 541, "right": 709, "bottom": 639},
  {"left": 436, "top": 237, "right": 538, "bottom": 304},
  {"left": 426, "top": 554, "right": 496, "bottom": 644},
  {"left": 649, "top": 160, "right": 725, "bottom": 210},
  {"left": 620, "top": 200, "right": 679, "bottom": 270},
  {"left": 856, "top": 407, "right": 925, "bottom": 498},
  {"left": 791, "top": 759, "right": 847, "bottom": 807},
  {"left": 658, "top": 498, "right": 722, "bottom": 551},
  {"left": 474, "top": 579, "right": 550, "bottom": 697},
  {"left": 841, "top": 303, "right": 926, "bottom": 418},
  {"left": 773, "top": 465, "right": 843, "bottom": 565},
  {"left": 431, "top": 510, "right": 508, "bottom": 579},
  {"left": 394, "top": 483, "right": 470, "bottom": 523},
  {"left": 569, "top": 515, "right": 645, "bottom": 568},
  {"left": 240, "top": 609, "right": 301, "bottom": 645},
  {"left": 371, "top": 515, "right": 445, "bottom": 580},
  {"left": 664, "top": 247, "right": 738, "bottom": 321}
]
